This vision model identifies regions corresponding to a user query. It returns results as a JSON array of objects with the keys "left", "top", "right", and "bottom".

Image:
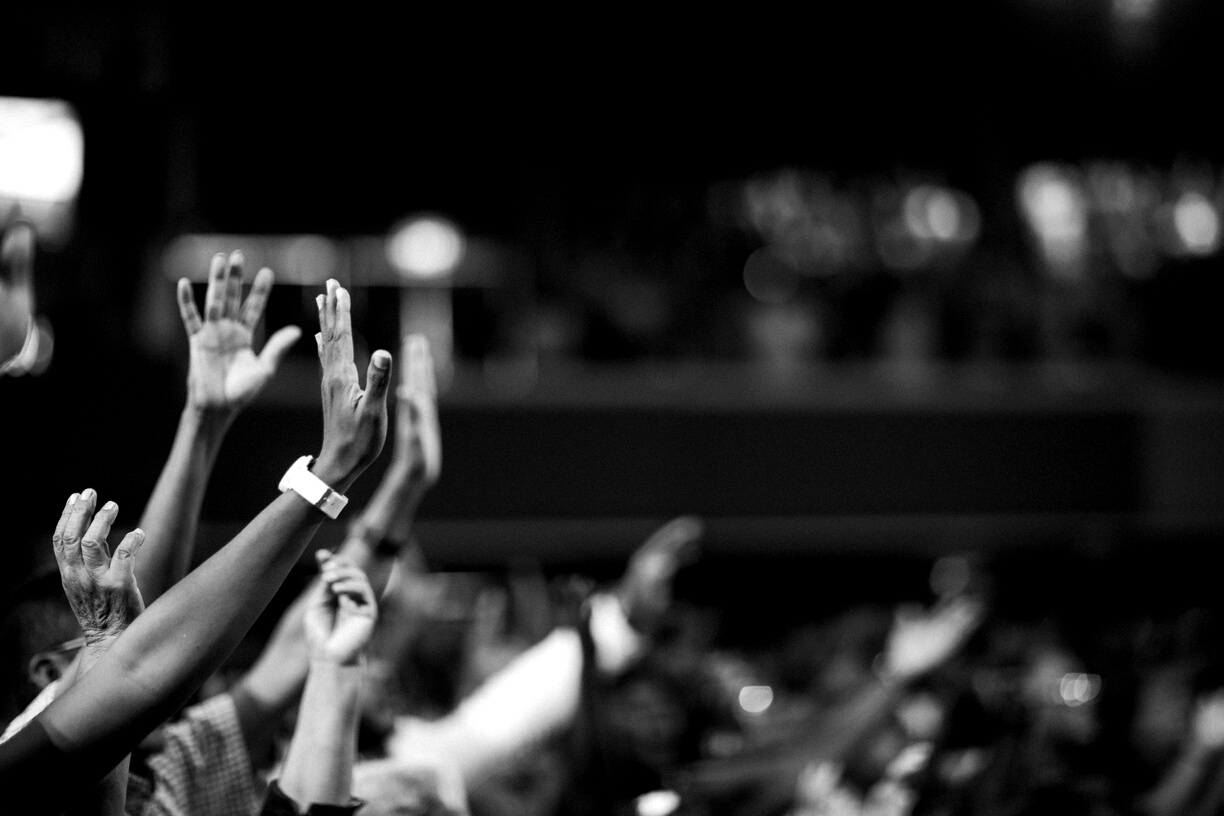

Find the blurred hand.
[
  {"left": 178, "top": 251, "right": 301, "bottom": 414},
  {"left": 313, "top": 279, "right": 391, "bottom": 487},
  {"left": 1192, "top": 689, "right": 1224, "bottom": 750},
  {"left": 0, "top": 222, "right": 35, "bottom": 365},
  {"left": 51, "top": 490, "right": 146, "bottom": 648},
  {"left": 619, "top": 515, "right": 704, "bottom": 634},
  {"left": 882, "top": 596, "right": 984, "bottom": 683},
  {"left": 305, "top": 551, "right": 378, "bottom": 665},
  {"left": 392, "top": 334, "right": 442, "bottom": 489}
]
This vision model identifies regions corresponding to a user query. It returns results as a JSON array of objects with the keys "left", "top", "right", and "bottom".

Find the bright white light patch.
[
  {"left": 0, "top": 97, "right": 84, "bottom": 204},
  {"left": 636, "top": 790, "right": 681, "bottom": 816},
  {"left": 386, "top": 216, "right": 465, "bottom": 279},
  {"left": 1173, "top": 192, "right": 1220, "bottom": 255},
  {"left": 738, "top": 685, "right": 774, "bottom": 714}
]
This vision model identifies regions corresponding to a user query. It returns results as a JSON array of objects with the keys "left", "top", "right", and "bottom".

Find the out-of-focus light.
[
  {"left": 386, "top": 215, "right": 465, "bottom": 280},
  {"left": 1018, "top": 164, "right": 1088, "bottom": 275},
  {"left": 1059, "top": 673, "right": 1101, "bottom": 707},
  {"left": 1114, "top": 0, "right": 1157, "bottom": 22},
  {"left": 283, "top": 235, "right": 343, "bottom": 283},
  {"left": 1172, "top": 192, "right": 1220, "bottom": 255},
  {"left": 901, "top": 185, "right": 981, "bottom": 248},
  {"left": 0, "top": 97, "right": 84, "bottom": 244},
  {"left": 738, "top": 685, "right": 774, "bottom": 714},
  {"left": 636, "top": 790, "right": 681, "bottom": 816},
  {"left": 0, "top": 98, "right": 83, "bottom": 203}
]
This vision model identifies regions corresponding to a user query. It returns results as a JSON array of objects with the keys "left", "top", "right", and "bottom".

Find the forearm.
[
  {"left": 279, "top": 661, "right": 362, "bottom": 806},
  {"left": 135, "top": 407, "right": 234, "bottom": 603},
  {"left": 41, "top": 487, "right": 338, "bottom": 764},
  {"left": 1140, "top": 741, "right": 1218, "bottom": 816},
  {"left": 63, "top": 636, "right": 130, "bottom": 816}
]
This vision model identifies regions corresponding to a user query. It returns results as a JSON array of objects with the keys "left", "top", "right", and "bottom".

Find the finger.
[
  {"left": 241, "top": 266, "right": 275, "bottom": 329},
  {"left": 81, "top": 500, "right": 119, "bottom": 573},
  {"left": 321, "top": 563, "right": 365, "bottom": 585},
  {"left": 330, "top": 578, "right": 376, "bottom": 610},
  {"left": 325, "top": 279, "right": 340, "bottom": 336},
  {"left": 109, "top": 529, "right": 145, "bottom": 581},
  {"left": 60, "top": 490, "right": 98, "bottom": 569},
  {"left": 223, "top": 250, "right": 245, "bottom": 319},
  {"left": 365, "top": 350, "right": 392, "bottom": 404},
  {"left": 402, "top": 334, "right": 436, "bottom": 397},
  {"left": 1, "top": 222, "right": 34, "bottom": 288},
  {"left": 52, "top": 493, "right": 80, "bottom": 556},
  {"left": 176, "top": 278, "right": 203, "bottom": 335},
  {"left": 315, "top": 549, "right": 334, "bottom": 568},
  {"left": 315, "top": 332, "right": 323, "bottom": 355},
  {"left": 258, "top": 325, "right": 302, "bottom": 372},
  {"left": 203, "top": 253, "right": 227, "bottom": 321},
  {"left": 334, "top": 285, "right": 353, "bottom": 344}
]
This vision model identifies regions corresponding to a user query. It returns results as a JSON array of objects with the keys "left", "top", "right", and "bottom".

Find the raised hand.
[
  {"left": 51, "top": 490, "right": 146, "bottom": 652},
  {"left": 618, "top": 515, "right": 704, "bottom": 634},
  {"left": 393, "top": 333, "right": 442, "bottom": 489},
  {"left": 304, "top": 551, "right": 378, "bottom": 666},
  {"left": 177, "top": 251, "right": 301, "bottom": 414},
  {"left": 880, "top": 595, "right": 984, "bottom": 683},
  {"left": 1192, "top": 689, "right": 1224, "bottom": 750},
  {"left": 314, "top": 278, "right": 391, "bottom": 488}
]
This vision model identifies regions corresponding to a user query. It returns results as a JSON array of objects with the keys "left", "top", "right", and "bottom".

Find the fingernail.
[
  {"left": 316, "top": 295, "right": 325, "bottom": 310},
  {"left": 81, "top": 488, "right": 95, "bottom": 501},
  {"left": 67, "top": 493, "right": 79, "bottom": 504},
  {"left": 103, "top": 501, "right": 117, "bottom": 513},
  {"left": 373, "top": 351, "right": 390, "bottom": 369}
]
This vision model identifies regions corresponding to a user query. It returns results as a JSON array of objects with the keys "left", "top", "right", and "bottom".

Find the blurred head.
[{"left": 1, "top": 570, "right": 82, "bottom": 722}]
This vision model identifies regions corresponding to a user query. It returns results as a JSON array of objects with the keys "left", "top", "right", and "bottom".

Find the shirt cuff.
[{"left": 261, "top": 780, "right": 365, "bottom": 816}]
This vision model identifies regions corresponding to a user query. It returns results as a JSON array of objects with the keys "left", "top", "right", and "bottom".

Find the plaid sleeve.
[{"left": 130, "top": 692, "right": 261, "bottom": 816}]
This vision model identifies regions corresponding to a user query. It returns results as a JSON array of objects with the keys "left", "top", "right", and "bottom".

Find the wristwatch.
[{"left": 278, "top": 455, "right": 349, "bottom": 519}]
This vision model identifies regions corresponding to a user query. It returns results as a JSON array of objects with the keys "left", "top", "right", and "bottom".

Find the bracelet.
[{"left": 278, "top": 455, "right": 349, "bottom": 519}]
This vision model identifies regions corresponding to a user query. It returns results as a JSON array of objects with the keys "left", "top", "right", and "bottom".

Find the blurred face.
[{"left": 606, "top": 677, "right": 688, "bottom": 770}]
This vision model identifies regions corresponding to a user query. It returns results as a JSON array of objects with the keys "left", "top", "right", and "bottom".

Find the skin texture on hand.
[
  {"left": 304, "top": 552, "right": 378, "bottom": 666},
  {"left": 313, "top": 278, "right": 391, "bottom": 489},
  {"left": 177, "top": 251, "right": 301, "bottom": 416},
  {"left": 52, "top": 491, "right": 146, "bottom": 647}
]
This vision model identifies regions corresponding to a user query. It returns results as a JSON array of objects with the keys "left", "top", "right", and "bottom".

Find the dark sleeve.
[
  {"left": 260, "top": 779, "right": 365, "bottom": 816},
  {"left": 0, "top": 718, "right": 75, "bottom": 814}
]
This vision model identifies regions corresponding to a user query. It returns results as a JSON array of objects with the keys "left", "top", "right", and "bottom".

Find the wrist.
[
  {"left": 181, "top": 404, "right": 237, "bottom": 438},
  {"left": 310, "top": 452, "right": 360, "bottom": 495}
]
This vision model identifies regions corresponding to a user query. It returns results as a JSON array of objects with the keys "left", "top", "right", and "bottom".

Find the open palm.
[{"left": 178, "top": 251, "right": 300, "bottom": 412}]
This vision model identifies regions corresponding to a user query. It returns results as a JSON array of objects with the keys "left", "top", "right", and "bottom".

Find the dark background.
[{"left": 4, "top": 2, "right": 1224, "bottom": 637}]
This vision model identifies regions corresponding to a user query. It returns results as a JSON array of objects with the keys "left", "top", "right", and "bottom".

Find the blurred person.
[
  {"left": 674, "top": 594, "right": 984, "bottom": 816},
  {"left": 362, "top": 515, "right": 706, "bottom": 815},
  {"left": 0, "top": 275, "right": 391, "bottom": 814},
  {"left": 2, "top": 251, "right": 304, "bottom": 814},
  {"left": 260, "top": 552, "right": 376, "bottom": 815}
]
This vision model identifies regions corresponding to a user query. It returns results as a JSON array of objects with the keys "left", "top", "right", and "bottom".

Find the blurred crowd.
[{"left": 3, "top": 219, "right": 1224, "bottom": 816}]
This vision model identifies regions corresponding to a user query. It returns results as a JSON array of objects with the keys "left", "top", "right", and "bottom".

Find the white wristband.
[{"left": 278, "top": 455, "right": 349, "bottom": 519}]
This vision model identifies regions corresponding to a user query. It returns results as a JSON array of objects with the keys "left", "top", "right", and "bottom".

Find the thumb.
[
  {"left": 258, "top": 325, "right": 302, "bottom": 371},
  {"left": 365, "top": 350, "right": 392, "bottom": 404}
]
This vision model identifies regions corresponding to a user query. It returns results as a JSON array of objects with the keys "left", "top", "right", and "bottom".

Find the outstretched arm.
[
  {"left": 269, "top": 552, "right": 376, "bottom": 812},
  {"left": 231, "top": 334, "right": 442, "bottom": 764},
  {"left": 136, "top": 251, "right": 300, "bottom": 604},
  {"left": 0, "top": 279, "right": 390, "bottom": 815},
  {"left": 53, "top": 497, "right": 146, "bottom": 816}
]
